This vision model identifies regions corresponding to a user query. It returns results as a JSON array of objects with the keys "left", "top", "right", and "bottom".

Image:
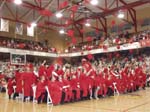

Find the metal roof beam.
[{"left": 76, "top": 0, "right": 149, "bottom": 22}]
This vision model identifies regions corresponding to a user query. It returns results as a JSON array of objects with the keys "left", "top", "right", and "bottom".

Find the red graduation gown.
[
  {"left": 7, "top": 79, "right": 15, "bottom": 95},
  {"left": 22, "top": 72, "right": 36, "bottom": 97},
  {"left": 15, "top": 72, "right": 23, "bottom": 93},
  {"left": 48, "top": 81, "right": 62, "bottom": 105},
  {"left": 70, "top": 78, "right": 80, "bottom": 100},
  {"left": 36, "top": 81, "right": 46, "bottom": 99}
]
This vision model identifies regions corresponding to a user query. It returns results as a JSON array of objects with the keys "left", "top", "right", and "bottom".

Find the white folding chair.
[
  {"left": 45, "top": 86, "right": 53, "bottom": 105},
  {"left": 113, "top": 82, "right": 119, "bottom": 95},
  {"left": 32, "top": 85, "right": 37, "bottom": 103},
  {"left": 12, "top": 86, "right": 16, "bottom": 98}
]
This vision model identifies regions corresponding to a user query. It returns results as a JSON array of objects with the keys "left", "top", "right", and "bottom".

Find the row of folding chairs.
[
  {"left": 9, "top": 83, "right": 120, "bottom": 105},
  {"left": 11, "top": 85, "right": 53, "bottom": 105}
]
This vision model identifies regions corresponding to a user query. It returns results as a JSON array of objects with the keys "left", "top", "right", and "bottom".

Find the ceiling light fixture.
[
  {"left": 85, "top": 23, "right": 91, "bottom": 27},
  {"left": 117, "top": 11, "right": 125, "bottom": 19},
  {"left": 85, "top": 21, "right": 91, "bottom": 27},
  {"left": 14, "top": 0, "right": 22, "bottom": 5},
  {"left": 31, "top": 22, "right": 37, "bottom": 27},
  {"left": 59, "top": 29, "right": 65, "bottom": 34},
  {"left": 56, "top": 12, "right": 63, "bottom": 18},
  {"left": 90, "top": 0, "right": 98, "bottom": 5}
]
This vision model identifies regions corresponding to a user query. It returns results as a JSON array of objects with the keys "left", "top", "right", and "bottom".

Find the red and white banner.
[
  {"left": 0, "top": 18, "right": 9, "bottom": 32},
  {"left": 15, "top": 22, "right": 23, "bottom": 35},
  {"left": 27, "top": 26, "right": 34, "bottom": 37}
]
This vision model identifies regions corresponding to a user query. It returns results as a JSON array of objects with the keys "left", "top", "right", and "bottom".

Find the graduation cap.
[
  {"left": 111, "top": 20, "right": 116, "bottom": 26},
  {"left": 87, "top": 54, "right": 93, "bottom": 60},
  {"left": 70, "top": 5, "right": 78, "bottom": 12},
  {"left": 71, "top": 37, "right": 77, "bottom": 44},
  {"left": 39, "top": 9, "right": 53, "bottom": 16},
  {"left": 86, "top": 36, "right": 93, "bottom": 42},
  {"left": 59, "top": 1, "right": 68, "bottom": 9},
  {"left": 67, "top": 29, "right": 74, "bottom": 37},
  {"left": 57, "top": 57, "right": 63, "bottom": 65}
]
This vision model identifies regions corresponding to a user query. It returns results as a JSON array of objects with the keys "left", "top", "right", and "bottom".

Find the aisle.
[{"left": 0, "top": 88, "right": 150, "bottom": 112}]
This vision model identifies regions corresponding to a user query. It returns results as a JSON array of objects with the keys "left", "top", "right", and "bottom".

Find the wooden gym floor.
[{"left": 0, "top": 88, "right": 150, "bottom": 112}]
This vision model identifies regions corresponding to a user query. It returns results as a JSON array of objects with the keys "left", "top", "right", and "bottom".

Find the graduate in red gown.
[
  {"left": 86, "top": 68, "right": 96, "bottom": 99},
  {"left": 105, "top": 74, "right": 114, "bottom": 96},
  {"left": 38, "top": 60, "right": 47, "bottom": 78},
  {"left": 13, "top": 69, "right": 23, "bottom": 99},
  {"left": 94, "top": 70, "right": 102, "bottom": 99},
  {"left": 70, "top": 74, "right": 80, "bottom": 100},
  {"left": 47, "top": 76, "right": 62, "bottom": 105},
  {"left": 63, "top": 74, "right": 72, "bottom": 102},
  {"left": 36, "top": 76, "right": 47, "bottom": 103},
  {"left": 7, "top": 78, "right": 16, "bottom": 99},
  {"left": 56, "top": 65, "right": 64, "bottom": 77},
  {"left": 120, "top": 69, "right": 128, "bottom": 93},
  {"left": 22, "top": 66, "right": 37, "bottom": 101},
  {"left": 138, "top": 69, "right": 146, "bottom": 89},
  {"left": 79, "top": 68, "right": 88, "bottom": 99},
  {"left": 46, "top": 65, "right": 54, "bottom": 79}
]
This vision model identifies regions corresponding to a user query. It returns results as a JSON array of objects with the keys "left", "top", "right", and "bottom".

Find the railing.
[{"left": 0, "top": 41, "right": 147, "bottom": 57}]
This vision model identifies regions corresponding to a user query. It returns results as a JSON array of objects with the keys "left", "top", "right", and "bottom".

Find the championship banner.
[
  {"left": 15, "top": 22, "right": 23, "bottom": 35},
  {"left": 27, "top": 26, "right": 34, "bottom": 37},
  {"left": 10, "top": 53, "right": 26, "bottom": 65},
  {"left": 140, "top": 39, "right": 150, "bottom": 47},
  {"left": 0, "top": 18, "right": 9, "bottom": 32}
]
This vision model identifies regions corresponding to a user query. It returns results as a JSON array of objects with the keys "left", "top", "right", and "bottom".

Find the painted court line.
[
  {"left": 122, "top": 101, "right": 150, "bottom": 112},
  {"left": 64, "top": 104, "right": 120, "bottom": 112}
]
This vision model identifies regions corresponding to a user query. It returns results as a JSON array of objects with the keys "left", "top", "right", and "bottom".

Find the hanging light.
[
  {"left": 85, "top": 20, "right": 91, "bottom": 27},
  {"left": 14, "top": 0, "right": 22, "bottom": 5},
  {"left": 56, "top": 12, "right": 63, "bottom": 18},
  {"left": 59, "top": 29, "right": 65, "bottom": 34},
  {"left": 90, "top": 0, "right": 98, "bottom": 5},
  {"left": 117, "top": 11, "right": 125, "bottom": 19},
  {"left": 65, "top": 49, "right": 68, "bottom": 53},
  {"left": 85, "top": 22, "right": 91, "bottom": 27},
  {"left": 31, "top": 22, "right": 37, "bottom": 27}
]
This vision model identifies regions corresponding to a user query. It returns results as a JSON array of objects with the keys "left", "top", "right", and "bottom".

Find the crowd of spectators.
[
  {"left": 0, "top": 37, "right": 57, "bottom": 53},
  {"left": 68, "top": 30, "right": 150, "bottom": 53},
  {"left": 0, "top": 30, "right": 149, "bottom": 54}
]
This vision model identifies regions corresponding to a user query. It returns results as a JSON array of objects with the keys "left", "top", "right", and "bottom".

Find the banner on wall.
[
  {"left": 15, "top": 22, "right": 23, "bottom": 35},
  {"left": 0, "top": 18, "right": 9, "bottom": 32},
  {"left": 27, "top": 26, "right": 34, "bottom": 37}
]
